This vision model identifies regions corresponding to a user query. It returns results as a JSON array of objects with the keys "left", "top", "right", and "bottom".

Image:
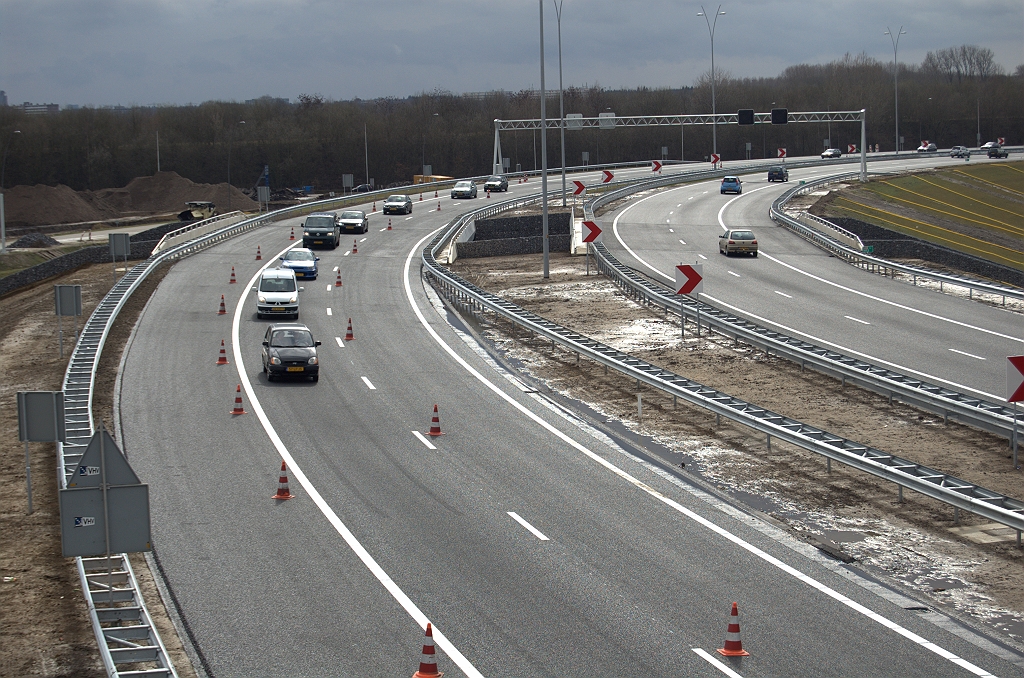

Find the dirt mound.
[
  {"left": 2, "top": 184, "right": 112, "bottom": 228},
  {"left": 11, "top": 232, "right": 61, "bottom": 248},
  {"left": 89, "top": 171, "right": 256, "bottom": 215}
]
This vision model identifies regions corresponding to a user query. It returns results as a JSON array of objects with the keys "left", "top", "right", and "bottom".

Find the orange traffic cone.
[
  {"left": 716, "top": 602, "right": 750, "bottom": 657},
  {"left": 230, "top": 384, "right": 246, "bottom": 415},
  {"left": 290, "top": 226, "right": 295, "bottom": 240},
  {"left": 272, "top": 461, "right": 294, "bottom": 500},
  {"left": 372, "top": 200, "right": 377, "bottom": 213},
  {"left": 217, "top": 294, "right": 227, "bottom": 315},
  {"left": 229, "top": 266, "right": 237, "bottom": 284},
  {"left": 387, "top": 218, "right": 392, "bottom": 231},
  {"left": 335, "top": 271, "right": 343, "bottom": 287},
  {"left": 345, "top": 318, "right": 354, "bottom": 341},
  {"left": 486, "top": 190, "right": 491, "bottom": 199},
  {"left": 427, "top": 404, "right": 443, "bottom": 436},
  {"left": 436, "top": 202, "right": 441, "bottom": 212},
  {"left": 216, "top": 339, "right": 229, "bottom": 365},
  {"left": 352, "top": 239, "right": 358, "bottom": 254},
  {"left": 419, "top": 192, "right": 423, "bottom": 201},
  {"left": 256, "top": 245, "right": 262, "bottom": 260},
  {"left": 412, "top": 623, "right": 443, "bottom": 678},
  {"left": 434, "top": 190, "right": 438, "bottom": 198}
]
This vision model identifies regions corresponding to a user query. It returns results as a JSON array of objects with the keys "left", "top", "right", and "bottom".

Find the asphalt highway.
[
  {"left": 601, "top": 155, "right": 1023, "bottom": 401},
  {"left": 117, "top": 158, "right": 1023, "bottom": 677}
]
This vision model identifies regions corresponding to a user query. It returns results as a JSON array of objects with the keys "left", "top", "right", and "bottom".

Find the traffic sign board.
[
  {"left": 602, "top": 170, "right": 614, "bottom": 183},
  {"left": 572, "top": 180, "right": 586, "bottom": 195},
  {"left": 582, "top": 220, "right": 601, "bottom": 243},
  {"left": 675, "top": 264, "right": 703, "bottom": 295},
  {"left": 777, "top": 148, "right": 787, "bottom": 158},
  {"left": 998, "top": 137, "right": 1006, "bottom": 145},
  {"left": 652, "top": 160, "right": 662, "bottom": 172},
  {"left": 710, "top": 154, "right": 721, "bottom": 165},
  {"left": 1008, "top": 356, "right": 1024, "bottom": 402},
  {"left": 847, "top": 144, "right": 857, "bottom": 153}
]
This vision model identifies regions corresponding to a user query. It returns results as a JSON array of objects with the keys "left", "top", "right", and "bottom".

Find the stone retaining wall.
[{"left": 456, "top": 211, "right": 572, "bottom": 259}]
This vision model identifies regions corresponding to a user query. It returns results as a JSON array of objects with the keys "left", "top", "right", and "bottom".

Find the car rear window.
[
  {"left": 723, "top": 177, "right": 739, "bottom": 182},
  {"left": 270, "top": 330, "right": 314, "bottom": 347},
  {"left": 305, "top": 216, "right": 334, "bottom": 228},
  {"left": 341, "top": 211, "right": 364, "bottom": 219},
  {"left": 731, "top": 231, "right": 755, "bottom": 240},
  {"left": 260, "top": 277, "right": 296, "bottom": 292}
]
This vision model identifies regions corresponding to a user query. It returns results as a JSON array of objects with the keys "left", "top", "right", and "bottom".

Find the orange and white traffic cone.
[
  {"left": 218, "top": 294, "right": 227, "bottom": 315},
  {"left": 372, "top": 200, "right": 377, "bottom": 213},
  {"left": 412, "top": 623, "right": 443, "bottom": 678},
  {"left": 434, "top": 190, "right": 438, "bottom": 198},
  {"left": 352, "top": 239, "right": 358, "bottom": 254},
  {"left": 345, "top": 318, "right": 354, "bottom": 341},
  {"left": 335, "top": 271, "right": 343, "bottom": 287},
  {"left": 716, "top": 602, "right": 750, "bottom": 657},
  {"left": 387, "top": 218, "right": 392, "bottom": 231},
  {"left": 256, "top": 245, "right": 262, "bottom": 261},
  {"left": 290, "top": 226, "right": 295, "bottom": 240},
  {"left": 419, "top": 192, "right": 423, "bottom": 201},
  {"left": 436, "top": 201, "right": 441, "bottom": 212},
  {"left": 427, "top": 404, "right": 443, "bottom": 436},
  {"left": 486, "top": 189, "right": 491, "bottom": 199},
  {"left": 272, "top": 460, "right": 294, "bottom": 500},
  {"left": 230, "top": 384, "right": 246, "bottom": 415},
  {"left": 216, "top": 339, "right": 229, "bottom": 365},
  {"left": 229, "top": 266, "right": 237, "bottom": 284}
]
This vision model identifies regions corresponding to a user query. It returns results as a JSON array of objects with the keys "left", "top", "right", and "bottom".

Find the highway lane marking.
[
  {"left": 507, "top": 512, "right": 550, "bottom": 541},
  {"left": 361, "top": 376, "right": 376, "bottom": 390},
  {"left": 333, "top": 265, "right": 339, "bottom": 272},
  {"left": 950, "top": 348, "right": 986, "bottom": 360},
  {"left": 478, "top": 225, "right": 1001, "bottom": 675},
  {"left": 844, "top": 315, "right": 870, "bottom": 325},
  {"left": 335, "top": 337, "right": 344, "bottom": 347},
  {"left": 775, "top": 291, "right": 792, "bottom": 298},
  {"left": 728, "top": 271, "right": 741, "bottom": 278},
  {"left": 326, "top": 285, "right": 332, "bottom": 291},
  {"left": 612, "top": 184, "right": 1010, "bottom": 401},
  {"left": 692, "top": 648, "right": 745, "bottom": 677},
  {"left": 326, "top": 308, "right": 332, "bottom": 316},
  {"left": 406, "top": 216, "right": 414, "bottom": 220},
  {"left": 360, "top": 237, "right": 367, "bottom": 242},
  {"left": 679, "top": 240, "right": 686, "bottom": 246},
  {"left": 379, "top": 227, "right": 387, "bottom": 232},
  {"left": 669, "top": 228, "right": 674, "bottom": 233},
  {"left": 231, "top": 249, "right": 482, "bottom": 678},
  {"left": 344, "top": 251, "right": 350, "bottom": 256},
  {"left": 669, "top": 211, "right": 674, "bottom": 215},
  {"left": 412, "top": 431, "right": 437, "bottom": 450}
]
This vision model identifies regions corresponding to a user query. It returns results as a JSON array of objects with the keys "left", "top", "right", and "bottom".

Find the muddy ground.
[{"left": 450, "top": 251, "right": 1024, "bottom": 649}]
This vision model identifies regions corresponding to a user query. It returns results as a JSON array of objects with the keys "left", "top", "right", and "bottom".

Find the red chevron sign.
[
  {"left": 582, "top": 220, "right": 601, "bottom": 243},
  {"left": 1008, "top": 356, "right": 1024, "bottom": 403},
  {"left": 602, "top": 170, "right": 614, "bottom": 183},
  {"left": 652, "top": 160, "right": 662, "bottom": 172},
  {"left": 572, "top": 180, "right": 586, "bottom": 195},
  {"left": 675, "top": 264, "right": 703, "bottom": 295}
]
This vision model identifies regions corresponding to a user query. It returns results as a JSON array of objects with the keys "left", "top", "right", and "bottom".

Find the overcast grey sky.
[{"left": 2, "top": 0, "right": 1022, "bottom": 108}]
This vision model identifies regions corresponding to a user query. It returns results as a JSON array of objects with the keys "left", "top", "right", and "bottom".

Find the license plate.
[
  {"left": 271, "top": 308, "right": 285, "bottom": 312},
  {"left": 313, "top": 240, "right": 323, "bottom": 244},
  {"left": 286, "top": 366, "right": 304, "bottom": 372}
]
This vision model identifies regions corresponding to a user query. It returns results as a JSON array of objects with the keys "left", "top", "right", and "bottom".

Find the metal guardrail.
[
  {"left": 770, "top": 173, "right": 1024, "bottom": 305},
  {"left": 420, "top": 173, "right": 1024, "bottom": 540}
]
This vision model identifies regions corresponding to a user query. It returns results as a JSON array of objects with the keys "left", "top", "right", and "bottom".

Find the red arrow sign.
[
  {"left": 652, "top": 160, "right": 662, "bottom": 172},
  {"left": 998, "top": 137, "right": 1006, "bottom": 145},
  {"left": 572, "top": 180, "right": 586, "bottom": 195},
  {"left": 582, "top": 220, "right": 601, "bottom": 243},
  {"left": 847, "top": 144, "right": 857, "bottom": 154},
  {"left": 1008, "top": 356, "right": 1024, "bottom": 402},
  {"left": 602, "top": 170, "right": 614, "bottom": 183},
  {"left": 777, "top": 148, "right": 787, "bottom": 158},
  {"left": 710, "top": 154, "right": 721, "bottom": 165},
  {"left": 675, "top": 264, "right": 703, "bottom": 295}
]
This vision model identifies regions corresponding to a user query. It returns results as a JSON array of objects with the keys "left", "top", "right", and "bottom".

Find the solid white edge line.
[
  {"left": 507, "top": 512, "right": 550, "bottom": 541},
  {"left": 480, "top": 194, "right": 998, "bottom": 676},
  {"left": 361, "top": 376, "right": 376, "bottom": 390},
  {"left": 412, "top": 430, "right": 437, "bottom": 450},
  {"left": 610, "top": 190, "right": 1005, "bottom": 402},
  {"left": 232, "top": 240, "right": 482, "bottom": 678},
  {"left": 692, "top": 648, "right": 745, "bottom": 677},
  {"left": 335, "top": 337, "right": 344, "bottom": 348},
  {"left": 950, "top": 348, "right": 987, "bottom": 360}
]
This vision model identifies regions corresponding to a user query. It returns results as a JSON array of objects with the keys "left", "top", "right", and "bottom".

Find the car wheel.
[{"left": 752, "top": 252, "right": 758, "bottom": 257}]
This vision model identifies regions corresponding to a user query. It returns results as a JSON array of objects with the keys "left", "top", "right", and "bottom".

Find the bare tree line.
[{"left": 0, "top": 46, "right": 1020, "bottom": 194}]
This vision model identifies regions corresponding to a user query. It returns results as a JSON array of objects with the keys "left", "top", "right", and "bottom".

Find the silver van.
[{"left": 255, "top": 268, "right": 302, "bottom": 319}]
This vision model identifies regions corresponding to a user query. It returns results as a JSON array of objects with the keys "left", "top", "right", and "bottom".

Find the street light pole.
[
  {"left": 554, "top": 0, "right": 566, "bottom": 208},
  {"left": 698, "top": 5, "right": 726, "bottom": 158},
  {"left": 540, "top": 0, "right": 550, "bottom": 280},
  {"left": 884, "top": 26, "right": 906, "bottom": 154}
]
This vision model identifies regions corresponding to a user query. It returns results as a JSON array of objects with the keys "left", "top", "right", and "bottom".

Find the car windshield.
[
  {"left": 305, "top": 216, "right": 334, "bottom": 228},
  {"left": 487, "top": 176, "right": 503, "bottom": 182},
  {"left": 341, "top": 211, "right": 364, "bottom": 219},
  {"left": 283, "top": 250, "right": 315, "bottom": 261},
  {"left": 260, "top": 277, "right": 296, "bottom": 292},
  {"left": 456, "top": 182, "right": 472, "bottom": 188},
  {"left": 730, "top": 231, "right": 755, "bottom": 240},
  {"left": 386, "top": 195, "right": 408, "bottom": 202},
  {"left": 270, "top": 329, "right": 314, "bottom": 348}
]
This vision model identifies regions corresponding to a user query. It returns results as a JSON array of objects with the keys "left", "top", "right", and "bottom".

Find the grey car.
[
  {"left": 262, "top": 323, "right": 321, "bottom": 382},
  {"left": 719, "top": 229, "right": 758, "bottom": 257},
  {"left": 383, "top": 194, "right": 413, "bottom": 214},
  {"left": 339, "top": 210, "right": 369, "bottom": 233},
  {"left": 451, "top": 181, "right": 478, "bottom": 199},
  {"left": 484, "top": 175, "right": 508, "bottom": 192}
]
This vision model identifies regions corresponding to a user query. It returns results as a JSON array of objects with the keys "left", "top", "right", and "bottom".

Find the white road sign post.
[{"left": 1008, "top": 355, "right": 1024, "bottom": 468}]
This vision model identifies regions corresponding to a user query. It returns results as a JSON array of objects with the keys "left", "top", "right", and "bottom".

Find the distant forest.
[{"left": 1, "top": 46, "right": 1021, "bottom": 193}]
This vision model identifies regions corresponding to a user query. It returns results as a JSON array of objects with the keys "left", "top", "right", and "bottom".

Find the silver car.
[
  {"left": 451, "top": 181, "right": 478, "bottom": 199},
  {"left": 383, "top": 194, "right": 413, "bottom": 214},
  {"left": 339, "top": 210, "right": 368, "bottom": 233},
  {"left": 719, "top": 229, "right": 758, "bottom": 257}
]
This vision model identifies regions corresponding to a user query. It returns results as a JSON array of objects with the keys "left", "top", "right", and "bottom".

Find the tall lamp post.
[
  {"left": 554, "top": 0, "right": 566, "bottom": 208},
  {"left": 227, "top": 120, "right": 245, "bottom": 211},
  {"left": 539, "top": 0, "right": 550, "bottom": 279},
  {"left": 698, "top": 5, "right": 726, "bottom": 158},
  {"left": 884, "top": 26, "right": 906, "bottom": 154},
  {"left": 1, "top": 129, "right": 22, "bottom": 254}
]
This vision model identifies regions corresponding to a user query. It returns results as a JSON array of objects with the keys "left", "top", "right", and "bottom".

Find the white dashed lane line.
[
  {"left": 344, "top": 251, "right": 351, "bottom": 256},
  {"left": 728, "top": 271, "right": 741, "bottom": 278},
  {"left": 669, "top": 228, "right": 674, "bottom": 233},
  {"left": 361, "top": 376, "right": 376, "bottom": 390},
  {"left": 379, "top": 227, "right": 387, "bottom": 232},
  {"left": 679, "top": 240, "right": 686, "bottom": 245},
  {"left": 692, "top": 648, "right": 744, "bottom": 677},
  {"left": 335, "top": 337, "right": 344, "bottom": 348},
  {"left": 507, "top": 512, "right": 550, "bottom": 541},
  {"left": 698, "top": 254, "right": 708, "bottom": 260},
  {"left": 359, "top": 237, "right": 368, "bottom": 242},
  {"left": 950, "top": 348, "right": 986, "bottom": 360},
  {"left": 326, "top": 308, "right": 332, "bottom": 316},
  {"left": 775, "top": 291, "right": 792, "bottom": 298},
  {"left": 326, "top": 284, "right": 332, "bottom": 291},
  {"left": 405, "top": 216, "right": 414, "bottom": 220},
  {"left": 333, "top": 265, "right": 339, "bottom": 272},
  {"left": 844, "top": 315, "right": 870, "bottom": 325},
  {"left": 412, "top": 431, "right": 437, "bottom": 450}
]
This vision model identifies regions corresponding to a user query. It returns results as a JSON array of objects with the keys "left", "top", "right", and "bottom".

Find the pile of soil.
[
  {"left": 11, "top": 233, "right": 61, "bottom": 248},
  {"left": 2, "top": 172, "right": 257, "bottom": 230}
]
